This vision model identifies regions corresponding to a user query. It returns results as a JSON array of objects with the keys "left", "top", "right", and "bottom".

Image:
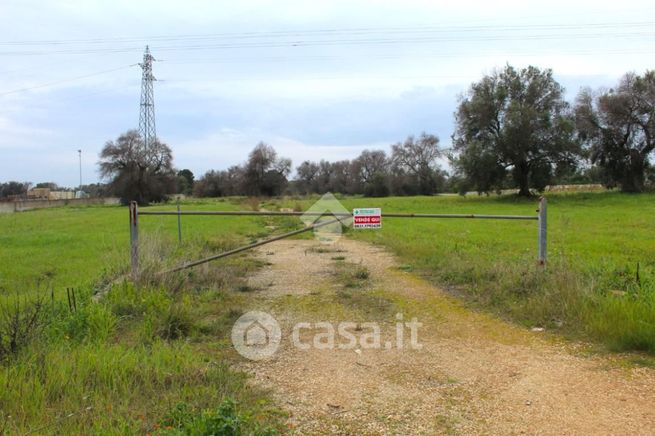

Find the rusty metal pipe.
[
  {"left": 161, "top": 217, "right": 341, "bottom": 274},
  {"left": 139, "top": 210, "right": 537, "bottom": 220}
]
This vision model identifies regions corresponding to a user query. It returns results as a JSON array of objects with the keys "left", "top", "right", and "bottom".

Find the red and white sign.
[{"left": 353, "top": 208, "right": 381, "bottom": 229}]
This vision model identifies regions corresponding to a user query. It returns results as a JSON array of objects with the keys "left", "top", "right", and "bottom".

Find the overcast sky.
[{"left": 1, "top": 0, "right": 654, "bottom": 187}]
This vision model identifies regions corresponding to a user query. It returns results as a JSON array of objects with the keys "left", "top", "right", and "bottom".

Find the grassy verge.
[
  {"left": 0, "top": 200, "right": 288, "bottom": 434},
  {"left": 0, "top": 284, "right": 285, "bottom": 434}
]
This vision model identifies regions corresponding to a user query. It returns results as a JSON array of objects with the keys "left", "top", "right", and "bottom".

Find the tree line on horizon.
[
  {"left": 193, "top": 134, "right": 448, "bottom": 199},
  {"left": 195, "top": 66, "right": 655, "bottom": 200},
  {"left": 2, "top": 65, "right": 653, "bottom": 204}
]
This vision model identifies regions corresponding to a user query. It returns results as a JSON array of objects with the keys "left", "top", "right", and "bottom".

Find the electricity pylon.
[{"left": 138, "top": 45, "right": 156, "bottom": 149}]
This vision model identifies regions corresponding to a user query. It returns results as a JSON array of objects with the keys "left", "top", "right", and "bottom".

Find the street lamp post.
[{"left": 78, "top": 149, "right": 82, "bottom": 193}]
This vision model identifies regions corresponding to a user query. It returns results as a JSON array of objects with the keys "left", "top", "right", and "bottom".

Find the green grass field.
[
  {"left": 0, "top": 192, "right": 654, "bottom": 433},
  {"left": 268, "top": 192, "right": 655, "bottom": 351},
  {"left": 0, "top": 198, "right": 281, "bottom": 292}
]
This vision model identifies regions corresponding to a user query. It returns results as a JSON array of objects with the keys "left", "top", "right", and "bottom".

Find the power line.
[
  {"left": 1, "top": 23, "right": 653, "bottom": 56},
  {"left": 1, "top": 20, "right": 654, "bottom": 46},
  {"left": 3, "top": 33, "right": 653, "bottom": 57},
  {"left": 1, "top": 17, "right": 653, "bottom": 97},
  {"left": 0, "top": 65, "right": 135, "bottom": 96},
  {"left": 163, "top": 47, "right": 655, "bottom": 65},
  {"left": 2, "top": 44, "right": 653, "bottom": 97}
]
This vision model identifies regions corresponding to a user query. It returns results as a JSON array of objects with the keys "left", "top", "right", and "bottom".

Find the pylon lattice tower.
[{"left": 138, "top": 45, "right": 156, "bottom": 149}]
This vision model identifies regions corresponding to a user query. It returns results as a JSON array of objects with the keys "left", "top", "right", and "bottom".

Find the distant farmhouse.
[{"left": 27, "top": 188, "right": 76, "bottom": 200}]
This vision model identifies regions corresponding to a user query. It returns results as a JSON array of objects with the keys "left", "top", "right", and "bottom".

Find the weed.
[
  {"left": 236, "top": 285, "right": 255, "bottom": 293},
  {"left": 0, "top": 293, "right": 48, "bottom": 361},
  {"left": 335, "top": 289, "right": 396, "bottom": 319},
  {"left": 155, "top": 399, "right": 276, "bottom": 435},
  {"left": 204, "top": 235, "right": 244, "bottom": 253},
  {"left": 334, "top": 261, "right": 371, "bottom": 289},
  {"left": 53, "top": 303, "right": 117, "bottom": 344},
  {"left": 308, "top": 246, "right": 344, "bottom": 254},
  {"left": 244, "top": 197, "right": 261, "bottom": 211},
  {"left": 155, "top": 303, "right": 196, "bottom": 340}
]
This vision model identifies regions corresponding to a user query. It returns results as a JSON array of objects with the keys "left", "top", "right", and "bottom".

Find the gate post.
[
  {"left": 538, "top": 197, "right": 547, "bottom": 265},
  {"left": 130, "top": 201, "right": 139, "bottom": 279},
  {"left": 177, "top": 198, "right": 182, "bottom": 243}
]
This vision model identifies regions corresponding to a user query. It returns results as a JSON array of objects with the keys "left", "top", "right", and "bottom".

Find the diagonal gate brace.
[{"left": 161, "top": 217, "right": 343, "bottom": 275}]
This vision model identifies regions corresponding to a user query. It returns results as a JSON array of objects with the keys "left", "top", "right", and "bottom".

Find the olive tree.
[
  {"left": 452, "top": 65, "right": 579, "bottom": 196},
  {"left": 575, "top": 71, "right": 655, "bottom": 192}
]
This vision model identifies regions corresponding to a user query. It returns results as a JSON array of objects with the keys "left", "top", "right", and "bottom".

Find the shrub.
[
  {"left": 157, "top": 399, "right": 276, "bottom": 435},
  {"left": 0, "top": 294, "right": 48, "bottom": 361}
]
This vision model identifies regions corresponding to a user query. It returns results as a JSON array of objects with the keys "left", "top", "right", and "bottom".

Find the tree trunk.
[
  {"left": 621, "top": 150, "right": 646, "bottom": 193},
  {"left": 514, "top": 162, "right": 531, "bottom": 197}
]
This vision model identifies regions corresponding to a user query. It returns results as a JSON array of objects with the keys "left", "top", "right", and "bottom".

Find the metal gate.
[{"left": 129, "top": 198, "right": 547, "bottom": 279}]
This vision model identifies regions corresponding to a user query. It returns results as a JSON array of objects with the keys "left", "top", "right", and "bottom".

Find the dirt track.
[{"left": 239, "top": 238, "right": 655, "bottom": 435}]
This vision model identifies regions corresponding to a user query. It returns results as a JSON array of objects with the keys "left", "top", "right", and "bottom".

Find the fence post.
[
  {"left": 130, "top": 201, "right": 139, "bottom": 279},
  {"left": 538, "top": 197, "right": 547, "bottom": 265},
  {"left": 177, "top": 199, "right": 182, "bottom": 243}
]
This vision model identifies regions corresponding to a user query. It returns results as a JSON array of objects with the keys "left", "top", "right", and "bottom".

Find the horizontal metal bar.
[
  {"left": 382, "top": 213, "right": 536, "bottom": 220},
  {"left": 139, "top": 210, "right": 537, "bottom": 220},
  {"left": 139, "top": 210, "right": 349, "bottom": 217},
  {"left": 161, "top": 217, "right": 342, "bottom": 274}
]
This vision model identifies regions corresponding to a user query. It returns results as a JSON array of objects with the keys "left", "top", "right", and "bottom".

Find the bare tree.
[
  {"left": 352, "top": 150, "right": 390, "bottom": 197},
  {"left": 296, "top": 161, "right": 320, "bottom": 194},
  {"left": 329, "top": 160, "right": 355, "bottom": 194},
  {"left": 391, "top": 133, "right": 443, "bottom": 194},
  {"left": 354, "top": 150, "right": 389, "bottom": 185},
  {"left": 311, "top": 160, "right": 331, "bottom": 194},
  {"left": 244, "top": 142, "right": 292, "bottom": 196},
  {"left": 244, "top": 142, "right": 277, "bottom": 194}
]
